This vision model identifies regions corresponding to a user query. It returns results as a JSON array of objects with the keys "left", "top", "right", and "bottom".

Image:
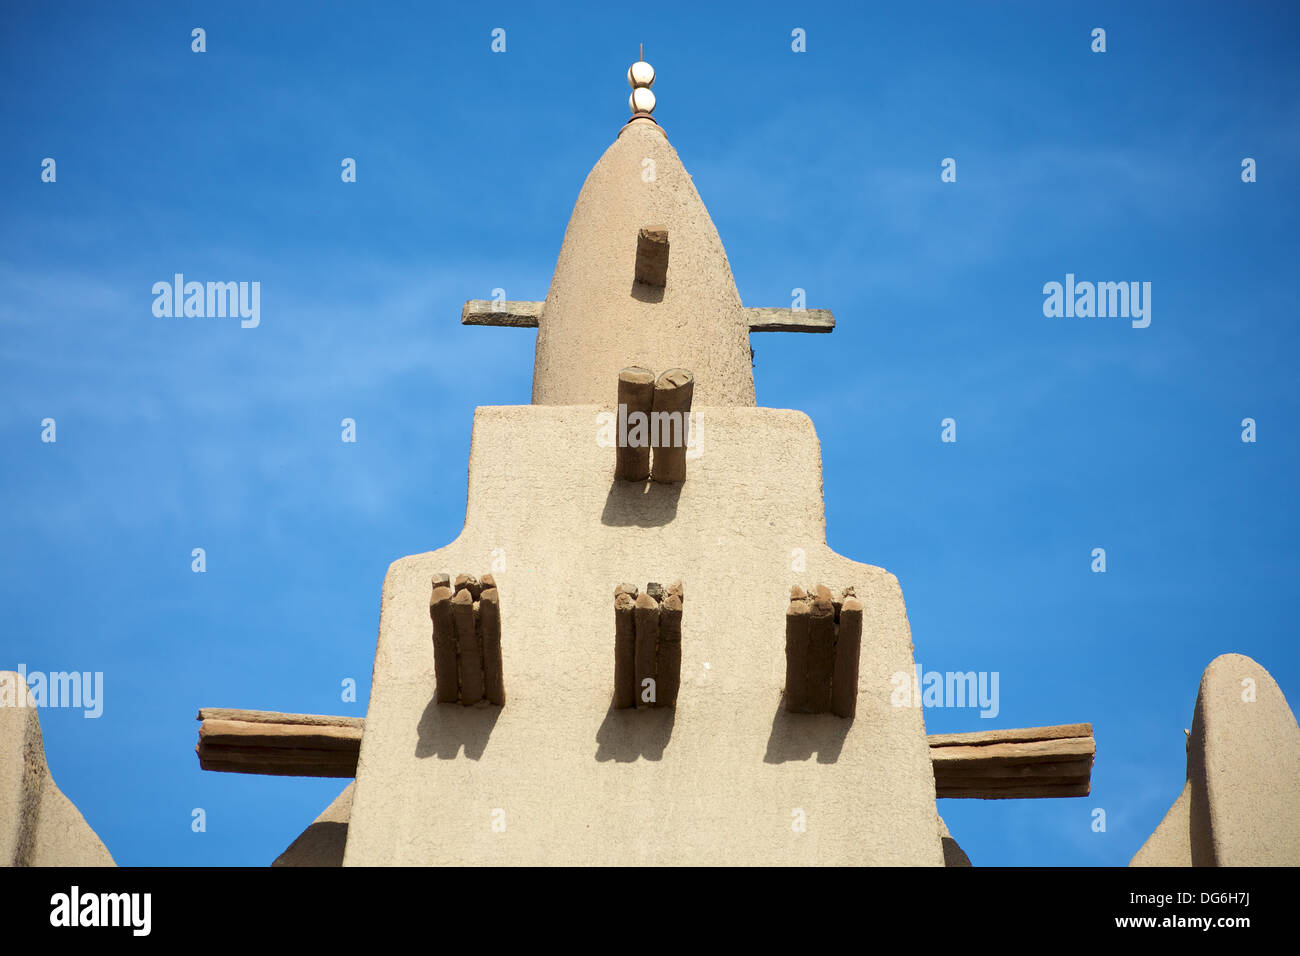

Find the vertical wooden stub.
[
  {"left": 454, "top": 574, "right": 483, "bottom": 600},
  {"left": 806, "top": 586, "right": 836, "bottom": 713},
  {"left": 786, "top": 584, "right": 863, "bottom": 718},
  {"left": 615, "top": 367, "right": 655, "bottom": 481},
  {"left": 613, "top": 585, "right": 639, "bottom": 708},
  {"left": 429, "top": 582, "right": 459, "bottom": 704},
  {"left": 633, "top": 592, "right": 660, "bottom": 707},
  {"left": 634, "top": 225, "right": 669, "bottom": 287},
  {"left": 650, "top": 368, "right": 694, "bottom": 483},
  {"left": 658, "top": 586, "right": 683, "bottom": 707},
  {"left": 452, "top": 588, "right": 485, "bottom": 705},
  {"left": 480, "top": 584, "right": 505, "bottom": 706},
  {"left": 832, "top": 592, "right": 862, "bottom": 718},
  {"left": 784, "top": 586, "right": 811, "bottom": 713}
]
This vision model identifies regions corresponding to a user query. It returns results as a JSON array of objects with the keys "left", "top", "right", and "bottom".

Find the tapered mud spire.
[{"left": 531, "top": 59, "right": 756, "bottom": 407}]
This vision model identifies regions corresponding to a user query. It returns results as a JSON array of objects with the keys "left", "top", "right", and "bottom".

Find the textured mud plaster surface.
[
  {"left": 0, "top": 673, "right": 114, "bottom": 866},
  {"left": 532, "top": 120, "right": 756, "bottom": 408},
  {"left": 1132, "top": 653, "right": 1300, "bottom": 866},
  {"left": 1189, "top": 654, "right": 1300, "bottom": 865},
  {"left": 345, "top": 406, "right": 942, "bottom": 865},
  {"left": 274, "top": 783, "right": 352, "bottom": 867},
  {"left": 1131, "top": 782, "right": 1192, "bottom": 866}
]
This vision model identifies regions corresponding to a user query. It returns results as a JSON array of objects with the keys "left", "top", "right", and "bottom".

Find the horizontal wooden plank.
[
  {"left": 194, "top": 711, "right": 1095, "bottom": 799},
  {"left": 937, "top": 772, "right": 1091, "bottom": 790},
  {"left": 197, "top": 709, "right": 363, "bottom": 729},
  {"left": 937, "top": 782, "right": 1091, "bottom": 800},
  {"left": 929, "top": 737, "right": 1095, "bottom": 767},
  {"left": 935, "top": 758, "right": 1093, "bottom": 781},
  {"left": 196, "top": 749, "right": 356, "bottom": 764},
  {"left": 460, "top": 300, "right": 543, "bottom": 327},
  {"left": 198, "top": 746, "right": 359, "bottom": 766},
  {"left": 459, "top": 300, "right": 835, "bottom": 333},
  {"left": 197, "top": 749, "right": 358, "bottom": 778},
  {"left": 744, "top": 307, "right": 835, "bottom": 333},
  {"left": 196, "top": 709, "right": 364, "bottom": 778},
  {"left": 199, "top": 719, "right": 361, "bottom": 751},
  {"left": 197, "top": 743, "right": 359, "bottom": 776},
  {"left": 927, "top": 723, "right": 1093, "bottom": 749},
  {"left": 928, "top": 723, "right": 1095, "bottom": 799}
]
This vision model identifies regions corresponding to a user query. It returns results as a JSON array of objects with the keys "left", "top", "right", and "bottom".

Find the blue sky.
[{"left": 1, "top": 0, "right": 1297, "bottom": 866}]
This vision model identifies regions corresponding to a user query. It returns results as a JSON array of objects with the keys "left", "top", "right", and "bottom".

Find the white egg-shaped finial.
[
  {"left": 627, "top": 60, "right": 655, "bottom": 89},
  {"left": 629, "top": 87, "right": 656, "bottom": 115}
]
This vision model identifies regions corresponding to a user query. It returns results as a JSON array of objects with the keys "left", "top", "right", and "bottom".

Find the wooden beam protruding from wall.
[
  {"left": 743, "top": 307, "right": 835, "bottom": 333},
  {"left": 460, "top": 300, "right": 835, "bottom": 333},
  {"left": 929, "top": 723, "right": 1095, "bottom": 799},
  {"left": 196, "top": 707, "right": 1094, "bottom": 800},
  {"left": 195, "top": 709, "right": 363, "bottom": 778},
  {"left": 634, "top": 226, "right": 670, "bottom": 287},
  {"left": 650, "top": 369, "right": 693, "bottom": 483},
  {"left": 615, "top": 367, "right": 655, "bottom": 481},
  {"left": 460, "top": 300, "right": 544, "bottom": 327}
]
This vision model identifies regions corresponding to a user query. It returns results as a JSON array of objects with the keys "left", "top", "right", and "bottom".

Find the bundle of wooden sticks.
[
  {"left": 429, "top": 573, "right": 505, "bottom": 706},
  {"left": 613, "top": 581, "right": 683, "bottom": 708},
  {"left": 785, "top": 584, "right": 863, "bottom": 718}
]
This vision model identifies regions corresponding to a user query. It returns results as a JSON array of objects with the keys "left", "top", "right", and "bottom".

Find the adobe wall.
[
  {"left": 0, "top": 673, "right": 114, "bottom": 867},
  {"left": 345, "top": 405, "right": 942, "bottom": 865},
  {"left": 1131, "top": 653, "right": 1300, "bottom": 866}
]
